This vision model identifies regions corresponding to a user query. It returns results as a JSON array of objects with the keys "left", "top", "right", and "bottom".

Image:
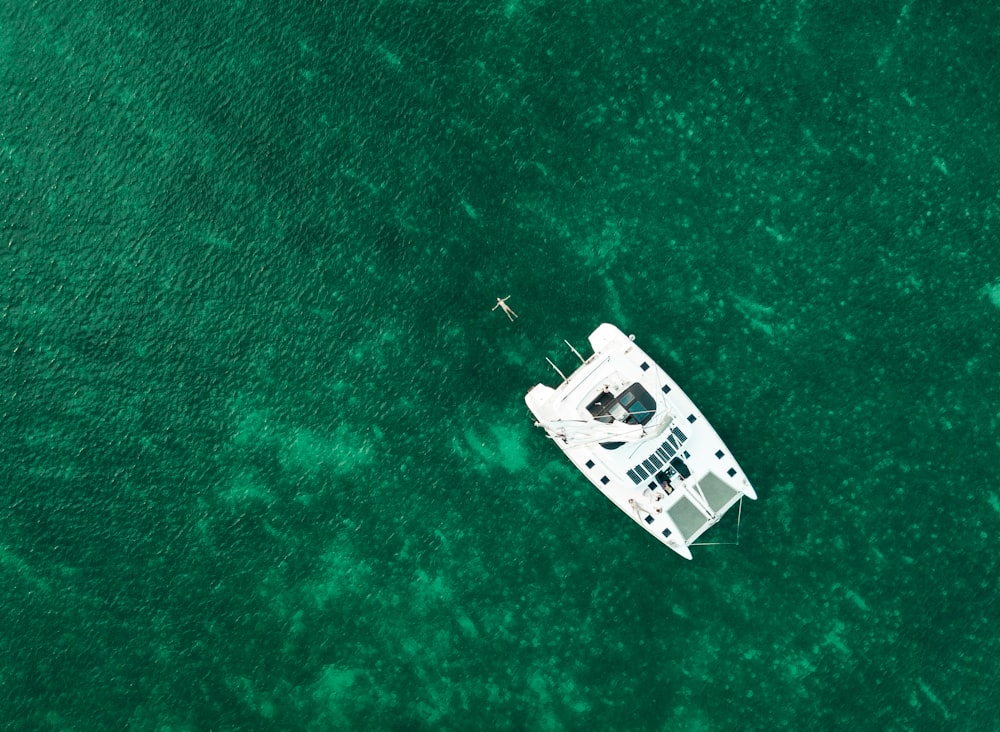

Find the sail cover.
[{"left": 539, "top": 418, "right": 645, "bottom": 446}]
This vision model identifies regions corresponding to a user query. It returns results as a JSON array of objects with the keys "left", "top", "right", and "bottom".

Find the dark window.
[
  {"left": 643, "top": 459, "right": 654, "bottom": 474},
  {"left": 672, "top": 427, "right": 687, "bottom": 442},
  {"left": 585, "top": 459, "right": 595, "bottom": 468},
  {"left": 596, "top": 384, "right": 658, "bottom": 451},
  {"left": 627, "top": 401, "right": 651, "bottom": 421},
  {"left": 627, "top": 469, "right": 641, "bottom": 484},
  {"left": 661, "top": 440, "right": 676, "bottom": 458},
  {"left": 727, "top": 468, "right": 737, "bottom": 477},
  {"left": 635, "top": 464, "right": 649, "bottom": 480},
  {"left": 662, "top": 528, "right": 672, "bottom": 539},
  {"left": 645, "top": 515, "right": 655, "bottom": 524},
  {"left": 600, "top": 476, "right": 610, "bottom": 485},
  {"left": 661, "top": 384, "right": 671, "bottom": 393},
  {"left": 649, "top": 454, "right": 663, "bottom": 469},
  {"left": 715, "top": 450, "right": 724, "bottom": 459},
  {"left": 640, "top": 361, "right": 649, "bottom": 371},
  {"left": 687, "top": 414, "right": 697, "bottom": 423},
  {"left": 619, "top": 384, "right": 657, "bottom": 425}
]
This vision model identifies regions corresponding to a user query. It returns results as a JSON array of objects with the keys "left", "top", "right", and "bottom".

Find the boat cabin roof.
[{"left": 585, "top": 382, "right": 657, "bottom": 426}]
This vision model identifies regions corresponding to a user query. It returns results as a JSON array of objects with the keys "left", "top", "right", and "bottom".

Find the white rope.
[{"left": 691, "top": 496, "right": 744, "bottom": 547}]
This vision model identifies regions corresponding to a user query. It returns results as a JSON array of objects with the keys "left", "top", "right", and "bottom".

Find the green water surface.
[{"left": 2, "top": 1, "right": 999, "bottom": 729}]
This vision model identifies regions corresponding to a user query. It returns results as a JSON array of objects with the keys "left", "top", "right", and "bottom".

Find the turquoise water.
[{"left": 3, "top": 1, "right": 999, "bottom": 729}]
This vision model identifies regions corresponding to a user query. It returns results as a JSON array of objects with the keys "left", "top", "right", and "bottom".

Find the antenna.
[
  {"left": 545, "top": 357, "right": 567, "bottom": 382},
  {"left": 564, "top": 339, "right": 585, "bottom": 364}
]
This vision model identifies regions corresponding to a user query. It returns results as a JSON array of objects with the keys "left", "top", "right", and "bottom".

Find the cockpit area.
[{"left": 586, "top": 383, "right": 657, "bottom": 426}]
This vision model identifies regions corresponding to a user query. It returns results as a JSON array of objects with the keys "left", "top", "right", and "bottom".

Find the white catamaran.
[{"left": 525, "top": 324, "right": 757, "bottom": 559}]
